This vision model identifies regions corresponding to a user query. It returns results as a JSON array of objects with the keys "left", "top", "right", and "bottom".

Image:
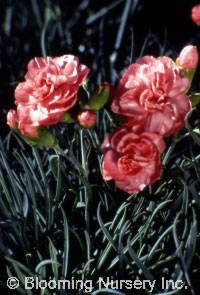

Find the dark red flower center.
[{"left": 118, "top": 154, "right": 141, "bottom": 175}]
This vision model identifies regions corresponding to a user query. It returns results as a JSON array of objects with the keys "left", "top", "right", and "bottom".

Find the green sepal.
[
  {"left": 21, "top": 128, "right": 58, "bottom": 148},
  {"left": 60, "top": 112, "right": 75, "bottom": 123},
  {"left": 189, "top": 93, "right": 200, "bottom": 107},
  {"left": 182, "top": 67, "right": 196, "bottom": 85},
  {"left": 87, "top": 83, "right": 110, "bottom": 111}
]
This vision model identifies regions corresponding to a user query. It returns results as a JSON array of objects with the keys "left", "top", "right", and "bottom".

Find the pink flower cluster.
[
  {"left": 6, "top": 46, "right": 199, "bottom": 194},
  {"left": 7, "top": 55, "right": 89, "bottom": 137},
  {"left": 101, "top": 47, "right": 199, "bottom": 194}
]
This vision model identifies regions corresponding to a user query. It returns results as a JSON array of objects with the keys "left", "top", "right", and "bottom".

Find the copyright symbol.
[{"left": 7, "top": 277, "right": 19, "bottom": 289}]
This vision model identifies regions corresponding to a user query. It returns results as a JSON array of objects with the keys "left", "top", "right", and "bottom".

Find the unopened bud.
[
  {"left": 78, "top": 110, "right": 96, "bottom": 128},
  {"left": 177, "top": 45, "right": 199, "bottom": 70},
  {"left": 191, "top": 5, "right": 200, "bottom": 26}
]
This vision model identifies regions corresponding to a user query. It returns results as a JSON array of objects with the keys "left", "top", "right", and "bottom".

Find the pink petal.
[
  {"left": 141, "top": 132, "right": 166, "bottom": 153},
  {"left": 103, "top": 150, "right": 126, "bottom": 182}
]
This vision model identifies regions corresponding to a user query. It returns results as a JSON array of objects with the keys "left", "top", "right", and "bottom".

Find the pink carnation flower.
[
  {"left": 101, "top": 126, "right": 165, "bottom": 194},
  {"left": 13, "top": 55, "right": 90, "bottom": 137},
  {"left": 111, "top": 56, "right": 191, "bottom": 137}
]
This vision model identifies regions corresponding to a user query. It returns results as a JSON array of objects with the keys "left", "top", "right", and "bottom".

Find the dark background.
[
  {"left": 0, "top": 0, "right": 200, "bottom": 136},
  {"left": 0, "top": 1, "right": 200, "bottom": 294}
]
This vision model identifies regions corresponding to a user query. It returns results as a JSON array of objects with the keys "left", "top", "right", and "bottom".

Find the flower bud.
[
  {"left": 7, "top": 109, "right": 18, "bottom": 129},
  {"left": 177, "top": 45, "right": 199, "bottom": 70},
  {"left": 191, "top": 5, "right": 200, "bottom": 26},
  {"left": 78, "top": 110, "right": 96, "bottom": 128}
]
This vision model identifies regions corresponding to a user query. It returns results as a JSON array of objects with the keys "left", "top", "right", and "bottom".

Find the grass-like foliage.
[
  {"left": 1, "top": 108, "right": 200, "bottom": 295},
  {"left": 1, "top": 1, "right": 200, "bottom": 295}
]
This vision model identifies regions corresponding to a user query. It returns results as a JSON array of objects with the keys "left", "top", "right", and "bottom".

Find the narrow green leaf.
[
  {"left": 6, "top": 257, "right": 35, "bottom": 277},
  {"left": 143, "top": 200, "right": 172, "bottom": 240},
  {"left": 14, "top": 152, "right": 38, "bottom": 241},
  {"left": 0, "top": 177, "right": 17, "bottom": 217},
  {"left": 184, "top": 209, "right": 197, "bottom": 268},
  {"left": 92, "top": 288, "right": 126, "bottom": 295},
  {"left": 97, "top": 202, "right": 117, "bottom": 252},
  {"left": 127, "top": 235, "right": 156, "bottom": 282},
  {"left": 49, "top": 155, "right": 62, "bottom": 203},
  {"left": 48, "top": 238, "right": 59, "bottom": 280},
  {"left": 0, "top": 151, "right": 22, "bottom": 213},
  {"left": 32, "top": 148, "right": 52, "bottom": 231},
  {"left": 61, "top": 207, "right": 69, "bottom": 279},
  {"left": 185, "top": 108, "right": 200, "bottom": 146},
  {"left": 35, "top": 259, "right": 61, "bottom": 274},
  {"left": 146, "top": 225, "right": 173, "bottom": 264}
]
